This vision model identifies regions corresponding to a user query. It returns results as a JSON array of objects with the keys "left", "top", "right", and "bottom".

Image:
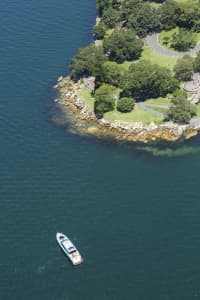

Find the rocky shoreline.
[{"left": 53, "top": 76, "right": 200, "bottom": 144}]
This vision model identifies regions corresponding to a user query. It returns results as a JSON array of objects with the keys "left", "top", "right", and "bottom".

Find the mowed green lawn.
[
  {"left": 79, "top": 88, "right": 167, "bottom": 125},
  {"left": 78, "top": 88, "right": 94, "bottom": 110},
  {"left": 145, "top": 97, "right": 171, "bottom": 106},
  {"left": 120, "top": 46, "right": 178, "bottom": 71},
  {"left": 104, "top": 107, "right": 162, "bottom": 124},
  {"left": 139, "top": 46, "right": 178, "bottom": 70}
]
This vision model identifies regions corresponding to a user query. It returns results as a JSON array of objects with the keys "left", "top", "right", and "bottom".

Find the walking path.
[
  {"left": 145, "top": 103, "right": 169, "bottom": 109},
  {"left": 146, "top": 34, "right": 200, "bottom": 57},
  {"left": 136, "top": 102, "right": 165, "bottom": 118}
]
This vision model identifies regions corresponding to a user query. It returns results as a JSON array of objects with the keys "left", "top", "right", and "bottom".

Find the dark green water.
[{"left": 1, "top": 1, "right": 200, "bottom": 299}]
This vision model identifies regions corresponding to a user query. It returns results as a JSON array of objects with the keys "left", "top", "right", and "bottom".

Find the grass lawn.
[
  {"left": 104, "top": 107, "right": 162, "bottom": 125},
  {"left": 175, "top": 0, "right": 198, "bottom": 3},
  {"left": 120, "top": 46, "right": 178, "bottom": 71},
  {"left": 145, "top": 97, "right": 171, "bottom": 106},
  {"left": 159, "top": 28, "right": 178, "bottom": 51},
  {"left": 78, "top": 87, "right": 94, "bottom": 110},
  {"left": 79, "top": 87, "right": 169, "bottom": 124},
  {"left": 149, "top": 107, "right": 168, "bottom": 114},
  {"left": 139, "top": 46, "right": 178, "bottom": 70},
  {"left": 149, "top": 2, "right": 162, "bottom": 8},
  {"left": 120, "top": 60, "right": 132, "bottom": 70}
]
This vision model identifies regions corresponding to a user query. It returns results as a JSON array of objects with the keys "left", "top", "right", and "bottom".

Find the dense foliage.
[
  {"left": 121, "top": 61, "right": 179, "bottom": 100},
  {"left": 103, "top": 29, "right": 143, "bottom": 63},
  {"left": 94, "top": 84, "right": 117, "bottom": 118},
  {"left": 93, "top": 23, "right": 107, "bottom": 39},
  {"left": 100, "top": 61, "right": 122, "bottom": 87},
  {"left": 194, "top": 51, "right": 200, "bottom": 72},
  {"left": 174, "top": 55, "right": 194, "bottom": 81},
  {"left": 171, "top": 29, "right": 196, "bottom": 51},
  {"left": 166, "top": 90, "right": 196, "bottom": 123},
  {"left": 70, "top": 45, "right": 106, "bottom": 78},
  {"left": 69, "top": 0, "right": 200, "bottom": 121},
  {"left": 117, "top": 97, "right": 135, "bottom": 112}
]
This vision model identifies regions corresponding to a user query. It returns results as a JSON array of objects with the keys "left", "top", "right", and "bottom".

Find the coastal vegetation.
[{"left": 65, "top": 0, "right": 200, "bottom": 130}]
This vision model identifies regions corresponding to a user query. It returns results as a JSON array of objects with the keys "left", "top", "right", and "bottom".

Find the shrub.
[
  {"left": 94, "top": 84, "right": 116, "bottom": 118},
  {"left": 174, "top": 55, "right": 194, "bottom": 81},
  {"left": 171, "top": 29, "right": 196, "bottom": 51},
  {"left": 117, "top": 97, "right": 135, "bottom": 112},
  {"left": 166, "top": 90, "right": 196, "bottom": 123},
  {"left": 103, "top": 29, "right": 143, "bottom": 63},
  {"left": 93, "top": 23, "right": 107, "bottom": 39}
]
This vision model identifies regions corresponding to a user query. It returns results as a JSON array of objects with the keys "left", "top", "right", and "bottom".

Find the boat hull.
[{"left": 56, "top": 233, "right": 83, "bottom": 265}]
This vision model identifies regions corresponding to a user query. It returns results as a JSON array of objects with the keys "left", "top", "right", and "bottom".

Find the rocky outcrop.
[
  {"left": 54, "top": 76, "right": 200, "bottom": 143},
  {"left": 54, "top": 76, "right": 96, "bottom": 121}
]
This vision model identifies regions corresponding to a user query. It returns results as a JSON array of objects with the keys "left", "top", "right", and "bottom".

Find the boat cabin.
[{"left": 61, "top": 239, "right": 76, "bottom": 254}]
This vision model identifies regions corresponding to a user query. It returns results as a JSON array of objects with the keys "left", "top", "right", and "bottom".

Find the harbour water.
[{"left": 1, "top": 0, "right": 200, "bottom": 299}]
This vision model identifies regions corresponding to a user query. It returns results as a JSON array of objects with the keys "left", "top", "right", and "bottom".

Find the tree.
[
  {"left": 103, "top": 29, "right": 143, "bottom": 63},
  {"left": 117, "top": 97, "right": 135, "bottom": 112},
  {"left": 102, "top": 7, "right": 120, "bottom": 28},
  {"left": 127, "top": 3, "right": 161, "bottom": 37},
  {"left": 177, "top": 2, "right": 200, "bottom": 30},
  {"left": 166, "top": 90, "right": 196, "bottom": 123},
  {"left": 70, "top": 44, "right": 106, "bottom": 78},
  {"left": 96, "top": 0, "right": 113, "bottom": 16},
  {"left": 94, "top": 84, "right": 117, "bottom": 118},
  {"left": 174, "top": 55, "right": 194, "bottom": 81},
  {"left": 171, "top": 29, "right": 196, "bottom": 51},
  {"left": 93, "top": 22, "right": 107, "bottom": 39},
  {"left": 120, "top": 61, "right": 179, "bottom": 100},
  {"left": 194, "top": 51, "right": 200, "bottom": 72},
  {"left": 159, "top": 0, "right": 181, "bottom": 30},
  {"left": 100, "top": 61, "right": 122, "bottom": 87}
]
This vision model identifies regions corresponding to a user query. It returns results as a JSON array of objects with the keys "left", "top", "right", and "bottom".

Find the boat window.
[{"left": 68, "top": 246, "right": 76, "bottom": 253}]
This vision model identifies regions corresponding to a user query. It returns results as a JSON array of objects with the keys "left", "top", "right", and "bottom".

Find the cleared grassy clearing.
[
  {"left": 79, "top": 88, "right": 94, "bottom": 110},
  {"left": 175, "top": 0, "right": 198, "bottom": 3},
  {"left": 145, "top": 97, "right": 171, "bottom": 106},
  {"left": 104, "top": 107, "right": 162, "bottom": 124},
  {"left": 149, "top": 107, "right": 168, "bottom": 114},
  {"left": 139, "top": 46, "right": 178, "bottom": 70},
  {"left": 79, "top": 87, "right": 170, "bottom": 124},
  {"left": 120, "top": 47, "right": 178, "bottom": 71}
]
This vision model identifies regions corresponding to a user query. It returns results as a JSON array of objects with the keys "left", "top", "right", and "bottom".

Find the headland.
[{"left": 54, "top": 0, "right": 200, "bottom": 144}]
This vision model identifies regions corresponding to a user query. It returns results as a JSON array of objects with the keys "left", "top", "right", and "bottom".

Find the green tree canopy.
[
  {"left": 117, "top": 97, "right": 135, "bottom": 112},
  {"left": 94, "top": 84, "right": 117, "bottom": 118},
  {"left": 70, "top": 44, "right": 107, "bottom": 78},
  {"left": 174, "top": 55, "right": 194, "bottom": 81},
  {"left": 103, "top": 29, "right": 143, "bottom": 63},
  {"left": 177, "top": 2, "right": 200, "bottom": 31},
  {"left": 171, "top": 29, "right": 196, "bottom": 51},
  {"left": 93, "top": 22, "right": 107, "bottom": 39},
  {"left": 120, "top": 61, "right": 179, "bottom": 100},
  {"left": 166, "top": 90, "right": 196, "bottom": 123},
  {"left": 194, "top": 51, "right": 200, "bottom": 72},
  {"left": 159, "top": 0, "right": 181, "bottom": 30},
  {"left": 99, "top": 61, "right": 122, "bottom": 87},
  {"left": 126, "top": 2, "right": 161, "bottom": 37},
  {"left": 96, "top": 0, "right": 113, "bottom": 15},
  {"left": 102, "top": 7, "right": 120, "bottom": 28}
]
